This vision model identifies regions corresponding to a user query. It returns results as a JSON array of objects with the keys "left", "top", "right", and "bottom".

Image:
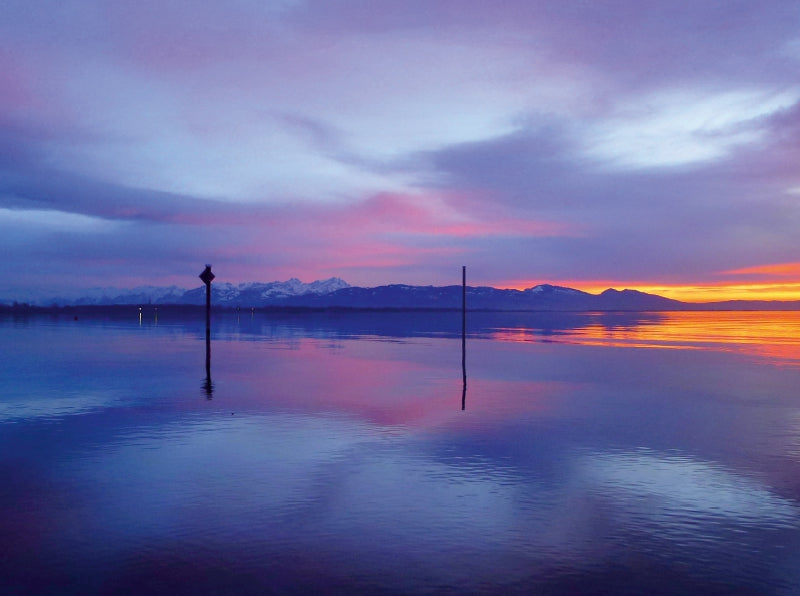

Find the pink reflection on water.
[{"left": 212, "top": 337, "right": 567, "bottom": 427}]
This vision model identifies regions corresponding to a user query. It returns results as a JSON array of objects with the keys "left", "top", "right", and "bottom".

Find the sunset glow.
[
  {"left": 1, "top": 2, "right": 799, "bottom": 302},
  {"left": 499, "top": 278, "right": 800, "bottom": 303}
]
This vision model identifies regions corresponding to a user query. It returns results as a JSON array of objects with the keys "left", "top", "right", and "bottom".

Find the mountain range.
[{"left": 10, "top": 277, "right": 800, "bottom": 311}]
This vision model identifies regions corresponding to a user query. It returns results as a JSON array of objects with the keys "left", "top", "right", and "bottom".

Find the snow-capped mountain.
[
  {"left": 30, "top": 278, "right": 350, "bottom": 307},
  {"left": 258, "top": 277, "right": 350, "bottom": 298},
  {"left": 181, "top": 277, "right": 351, "bottom": 306},
  {"left": 524, "top": 284, "right": 587, "bottom": 296}
]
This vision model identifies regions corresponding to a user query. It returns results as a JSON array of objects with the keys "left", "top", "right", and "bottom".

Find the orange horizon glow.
[{"left": 494, "top": 280, "right": 800, "bottom": 303}]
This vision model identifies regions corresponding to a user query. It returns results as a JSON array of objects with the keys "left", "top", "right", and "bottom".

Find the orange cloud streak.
[{"left": 723, "top": 262, "right": 800, "bottom": 277}]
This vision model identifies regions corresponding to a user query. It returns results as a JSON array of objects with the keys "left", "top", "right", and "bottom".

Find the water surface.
[{"left": 3, "top": 310, "right": 800, "bottom": 594}]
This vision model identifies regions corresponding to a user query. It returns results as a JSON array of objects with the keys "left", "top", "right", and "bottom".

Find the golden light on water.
[{"left": 489, "top": 311, "right": 800, "bottom": 365}]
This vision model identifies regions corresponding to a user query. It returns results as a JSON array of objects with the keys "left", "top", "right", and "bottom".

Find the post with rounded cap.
[
  {"left": 199, "top": 265, "right": 215, "bottom": 396},
  {"left": 199, "top": 264, "right": 215, "bottom": 328}
]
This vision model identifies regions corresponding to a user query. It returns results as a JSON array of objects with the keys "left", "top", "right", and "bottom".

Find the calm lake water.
[{"left": 3, "top": 310, "right": 800, "bottom": 595}]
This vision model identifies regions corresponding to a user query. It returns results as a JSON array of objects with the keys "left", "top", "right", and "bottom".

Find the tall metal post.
[{"left": 462, "top": 265, "right": 467, "bottom": 410}]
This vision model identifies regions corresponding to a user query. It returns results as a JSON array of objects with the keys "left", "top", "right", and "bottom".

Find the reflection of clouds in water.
[
  {"left": 69, "top": 414, "right": 374, "bottom": 523},
  {"left": 62, "top": 414, "right": 588, "bottom": 586},
  {"left": 0, "top": 391, "right": 125, "bottom": 423},
  {"left": 67, "top": 416, "right": 800, "bottom": 542},
  {"left": 578, "top": 449, "right": 799, "bottom": 531},
  {"left": 19, "top": 411, "right": 800, "bottom": 592},
  {"left": 787, "top": 413, "right": 800, "bottom": 461}
]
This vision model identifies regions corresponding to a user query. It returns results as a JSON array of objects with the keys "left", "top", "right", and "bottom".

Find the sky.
[{"left": 2, "top": 0, "right": 800, "bottom": 302}]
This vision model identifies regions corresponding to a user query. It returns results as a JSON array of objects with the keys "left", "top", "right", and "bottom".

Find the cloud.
[
  {"left": 2, "top": 0, "right": 800, "bottom": 295},
  {"left": 417, "top": 89, "right": 800, "bottom": 283},
  {"left": 582, "top": 88, "right": 800, "bottom": 169}
]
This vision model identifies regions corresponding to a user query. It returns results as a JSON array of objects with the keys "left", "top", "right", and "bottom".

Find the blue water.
[{"left": 3, "top": 310, "right": 800, "bottom": 594}]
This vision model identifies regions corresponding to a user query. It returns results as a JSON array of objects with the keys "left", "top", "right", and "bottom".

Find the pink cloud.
[
  {"left": 290, "top": 192, "right": 577, "bottom": 240},
  {"left": 142, "top": 187, "right": 581, "bottom": 286}
]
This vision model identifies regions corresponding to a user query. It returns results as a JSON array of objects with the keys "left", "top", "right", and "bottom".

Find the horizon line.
[{"left": 7, "top": 278, "right": 800, "bottom": 305}]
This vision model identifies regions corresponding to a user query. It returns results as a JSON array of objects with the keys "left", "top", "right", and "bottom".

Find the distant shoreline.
[
  {"left": 3, "top": 303, "right": 800, "bottom": 315},
  {"left": 7, "top": 281, "right": 800, "bottom": 312}
]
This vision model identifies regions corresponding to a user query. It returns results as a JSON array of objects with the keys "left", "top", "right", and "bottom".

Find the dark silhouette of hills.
[
  {"left": 278, "top": 283, "right": 685, "bottom": 311},
  {"left": 5, "top": 279, "right": 800, "bottom": 312}
]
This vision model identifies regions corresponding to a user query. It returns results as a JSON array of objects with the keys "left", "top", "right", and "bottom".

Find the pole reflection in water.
[
  {"left": 461, "top": 371, "right": 466, "bottom": 410},
  {"left": 203, "top": 332, "right": 213, "bottom": 398}
]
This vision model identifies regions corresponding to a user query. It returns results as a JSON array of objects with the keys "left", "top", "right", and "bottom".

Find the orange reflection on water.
[{"left": 490, "top": 311, "right": 800, "bottom": 365}]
